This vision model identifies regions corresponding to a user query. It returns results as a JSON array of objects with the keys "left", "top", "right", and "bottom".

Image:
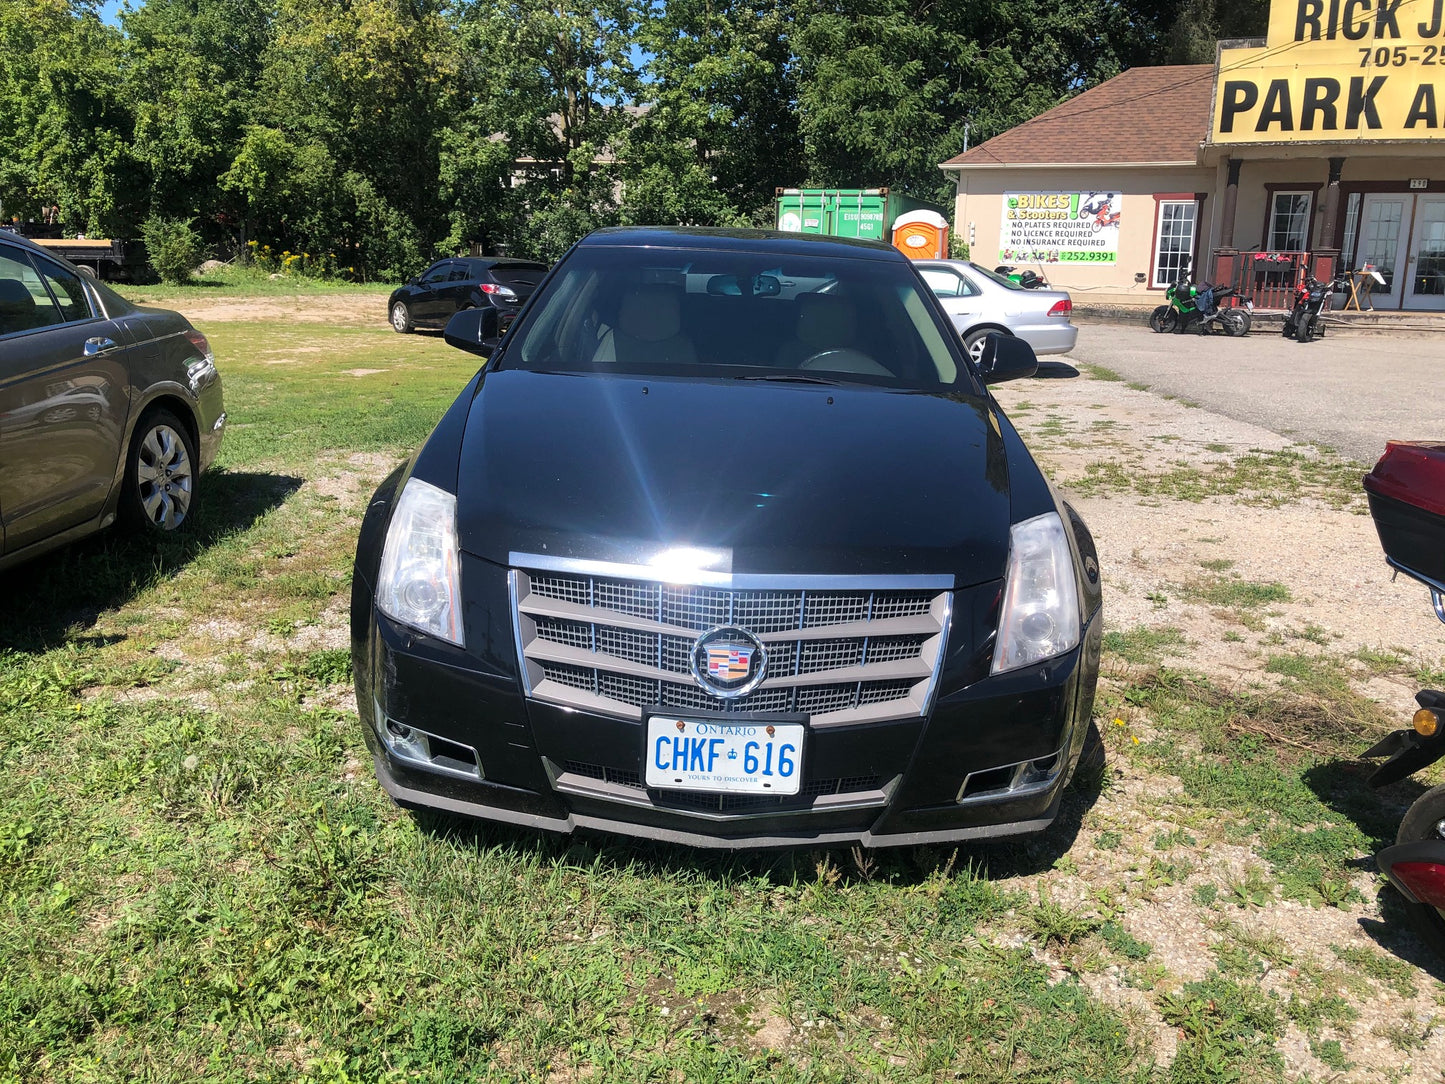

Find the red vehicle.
[
  {"left": 1281, "top": 274, "right": 1347, "bottom": 343},
  {"left": 1091, "top": 207, "right": 1120, "bottom": 231},
  {"left": 1361, "top": 441, "right": 1445, "bottom": 955}
]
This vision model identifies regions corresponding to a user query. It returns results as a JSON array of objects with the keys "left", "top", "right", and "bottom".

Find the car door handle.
[{"left": 84, "top": 337, "right": 119, "bottom": 356}]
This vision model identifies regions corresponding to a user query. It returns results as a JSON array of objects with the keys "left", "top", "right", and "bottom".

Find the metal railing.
[{"left": 1211, "top": 250, "right": 1339, "bottom": 311}]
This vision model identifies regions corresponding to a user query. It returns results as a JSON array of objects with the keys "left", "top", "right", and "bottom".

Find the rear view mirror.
[
  {"left": 752, "top": 274, "right": 781, "bottom": 297},
  {"left": 443, "top": 307, "right": 502, "bottom": 358},
  {"left": 976, "top": 333, "right": 1038, "bottom": 384}
]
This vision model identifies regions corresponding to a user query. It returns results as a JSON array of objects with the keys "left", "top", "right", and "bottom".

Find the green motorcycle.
[
  {"left": 993, "top": 265, "right": 1049, "bottom": 289},
  {"left": 1149, "top": 272, "right": 1251, "bottom": 336}
]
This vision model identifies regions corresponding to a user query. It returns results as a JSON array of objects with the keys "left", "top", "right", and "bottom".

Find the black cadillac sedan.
[
  {"left": 352, "top": 227, "right": 1102, "bottom": 849},
  {"left": 388, "top": 257, "right": 547, "bottom": 334},
  {"left": 0, "top": 231, "right": 224, "bottom": 572}
]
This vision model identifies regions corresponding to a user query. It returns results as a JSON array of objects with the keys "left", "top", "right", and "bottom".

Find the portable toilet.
[{"left": 891, "top": 210, "right": 949, "bottom": 260}]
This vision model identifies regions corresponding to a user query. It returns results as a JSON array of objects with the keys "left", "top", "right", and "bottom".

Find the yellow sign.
[{"left": 1210, "top": 0, "right": 1445, "bottom": 143}]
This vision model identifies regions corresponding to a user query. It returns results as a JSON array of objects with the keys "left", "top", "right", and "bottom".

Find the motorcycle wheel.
[
  {"left": 1221, "top": 309, "right": 1248, "bottom": 337},
  {"left": 1394, "top": 783, "right": 1445, "bottom": 958},
  {"left": 1148, "top": 306, "right": 1176, "bottom": 334},
  {"left": 1295, "top": 313, "right": 1313, "bottom": 343}
]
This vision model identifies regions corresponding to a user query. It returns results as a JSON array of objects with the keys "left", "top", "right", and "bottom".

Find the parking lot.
[{"left": 1067, "top": 322, "right": 1442, "bottom": 464}]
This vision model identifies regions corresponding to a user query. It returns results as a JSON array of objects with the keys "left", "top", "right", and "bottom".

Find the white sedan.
[{"left": 914, "top": 260, "right": 1079, "bottom": 362}]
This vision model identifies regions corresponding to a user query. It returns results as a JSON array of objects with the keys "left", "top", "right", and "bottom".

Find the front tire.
[
  {"left": 390, "top": 301, "right": 414, "bottom": 334},
  {"left": 1149, "top": 306, "right": 1177, "bottom": 333},
  {"left": 120, "top": 409, "right": 197, "bottom": 533},
  {"left": 1394, "top": 783, "right": 1445, "bottom": 958},
  {"left": 1221, "top": 309, "right": 1248, "bottom": 337},
  {"left": 1295, "top": 313, "right": 1313, "bottom": 343}
]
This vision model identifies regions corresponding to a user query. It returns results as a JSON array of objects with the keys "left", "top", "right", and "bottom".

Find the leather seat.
[{"left": 593, "top": 286, "right": 696, "bottom": 366}]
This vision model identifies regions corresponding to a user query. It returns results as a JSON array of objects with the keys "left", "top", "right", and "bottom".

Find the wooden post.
[
  {"left": 1219, "top": 158, "right": 1243, "bottom": 249},
  {"left": 1320, "top": 157, "right": 1345, "bottom": 250}
]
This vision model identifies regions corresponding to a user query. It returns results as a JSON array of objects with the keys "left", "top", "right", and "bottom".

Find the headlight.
[
  {"left": 376, "top": 478, "right": 464, "bottom": 646},
  {"left": 990, "top": 512, "right": 1080, "bottom": 674}
]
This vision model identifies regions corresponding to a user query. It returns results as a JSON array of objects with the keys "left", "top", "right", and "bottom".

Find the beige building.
[{"left": 941, "top": 0, "right": 1445, "bottom": 312}]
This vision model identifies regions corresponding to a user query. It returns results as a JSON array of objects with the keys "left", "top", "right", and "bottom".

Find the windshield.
[
  {"left": 971, "top": 264, "right": 1026, "bottom": 290},
  {"left": 500, "top": 246, "right": 964, "bottom": 388}
]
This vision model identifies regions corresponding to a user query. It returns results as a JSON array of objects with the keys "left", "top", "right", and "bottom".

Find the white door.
[
  {"left": 1355, "top": 195, "right": 1411, "bottom": 309},
  {"left": 916, "top": 266, "right": 982, "bottom": 331},
  {"left": 1405, "top": 196, "right": 1445, "bottom": 311}
]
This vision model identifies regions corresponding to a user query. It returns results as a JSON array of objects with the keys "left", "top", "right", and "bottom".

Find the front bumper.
[{"left": 355, "top": 600, "right": 1102, "bottom": 849}]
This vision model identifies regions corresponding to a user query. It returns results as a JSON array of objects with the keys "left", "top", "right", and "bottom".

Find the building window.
[
  {"left": 1152, "top": 200, "right": 1197, "bottom": 287},
  {"left": 1268, "top": 191, "right": 1312, "bottom": 251}
]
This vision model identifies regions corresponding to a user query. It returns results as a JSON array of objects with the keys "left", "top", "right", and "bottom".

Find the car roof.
[
  {"left": 579, "top": 226, "right": 908, "bottom": 262},
  {"left": 0, "top": 230, "right": 53, "bottom": 257},
  {"left": 459, "top": 257, "right": 547, "bottom": 268}
]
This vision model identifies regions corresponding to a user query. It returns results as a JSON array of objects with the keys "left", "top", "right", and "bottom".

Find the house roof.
[{"left": 940, "top": 65, "right": 1215, "bottom": 169}]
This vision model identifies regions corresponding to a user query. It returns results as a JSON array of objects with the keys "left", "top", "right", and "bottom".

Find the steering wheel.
[{"left": 798, "top": 349, "right": 893, "bottom": 377}]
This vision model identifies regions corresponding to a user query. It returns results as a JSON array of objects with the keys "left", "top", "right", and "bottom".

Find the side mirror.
[
  {"left": 976, "top": 333, "right": 1038, "bottom": 384},
  {"left": 443, "top": 307, "right": 503, "bottom": 358}
]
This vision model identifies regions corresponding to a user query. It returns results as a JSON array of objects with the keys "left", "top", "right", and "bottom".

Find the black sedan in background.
[
  {"left": 388, "top": 257, "right": 547, "bottom": 334},
  {"left": 0, "top": 231, "right": 225, "bottom": 572},
  {"left": 352, "top": 227, "right": 1102, "bottom": 850}
]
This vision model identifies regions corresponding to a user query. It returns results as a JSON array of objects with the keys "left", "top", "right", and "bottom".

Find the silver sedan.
[{"left": 914, "top": 260, "right": 1079, "bottom": 363}]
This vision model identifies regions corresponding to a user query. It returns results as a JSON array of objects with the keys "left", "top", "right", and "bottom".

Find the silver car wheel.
[
  {"left": 391, "top": 301, "right": 413, "bottom": 333},
  {"left": 135, "top": 423, "right": 193, "bottom": 530},
  {"left": 965, "top": 331, "right": 991, "bottom": 364}
]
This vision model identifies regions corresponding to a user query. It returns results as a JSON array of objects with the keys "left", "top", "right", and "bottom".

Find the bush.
[{"left": 141, "top": 216, "right": 201, "bottom": 285}]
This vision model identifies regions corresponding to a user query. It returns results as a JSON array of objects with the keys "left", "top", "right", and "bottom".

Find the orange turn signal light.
[{"left": 1414, "top": 708, "right": 1440, "bottom": 738}]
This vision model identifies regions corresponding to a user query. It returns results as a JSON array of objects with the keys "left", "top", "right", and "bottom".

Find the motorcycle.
[
  {"left": 1281, "top": 274, "right": 1348, "bottom": 343},
  {"left": 994, "top": 265, "right": 1049, "bottom": 289},
  {"left": 1149, "top": 272, "right": 1251, "bottom": 336},
  {"left": 1360, "top": 441, "right": 1445, "bottom": 956},
  {"left": 1091, "top": 207, "right": 1121, "bottom": 231}
]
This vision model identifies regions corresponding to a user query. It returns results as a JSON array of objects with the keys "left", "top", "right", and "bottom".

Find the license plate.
[{"left": 644, "top": 717, "right": 805, "bottom": 795}]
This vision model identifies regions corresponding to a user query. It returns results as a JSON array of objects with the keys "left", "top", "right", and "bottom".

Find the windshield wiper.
[{"left": 727, "top": 373, "right": 843, "bottom": 385}]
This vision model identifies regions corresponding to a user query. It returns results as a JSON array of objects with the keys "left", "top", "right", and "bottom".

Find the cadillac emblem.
[{"left": 690, "top": 626, "right": 768, "bottom": 699}]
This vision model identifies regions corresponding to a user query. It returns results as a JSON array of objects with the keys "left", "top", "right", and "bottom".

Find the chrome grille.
[
  {"left": 797, "top": 639, "right": 864, "bottom": 675},
  {"left": 663, "top": 682, "right": 794, "bottom": 714},
  {"left": 513, "top": 558, "right": 952, "bottom": 726}
]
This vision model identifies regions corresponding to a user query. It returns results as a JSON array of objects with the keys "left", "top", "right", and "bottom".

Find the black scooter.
[
  {"left": 1281, "top": 274, "right": 1347, "bottom": 343},
  {"left": 1360, "top": 441, "right": 1445, "bottom": 956}
]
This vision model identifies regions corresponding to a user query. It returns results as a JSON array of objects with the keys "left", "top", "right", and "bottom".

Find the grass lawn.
[{"left": 0, "top": 321, "right": 1439, "bottom": 1082}]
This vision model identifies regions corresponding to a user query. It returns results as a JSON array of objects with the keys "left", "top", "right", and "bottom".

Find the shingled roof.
[{"left": 940, "top": 65, "right": 1214, "bottom": 169}]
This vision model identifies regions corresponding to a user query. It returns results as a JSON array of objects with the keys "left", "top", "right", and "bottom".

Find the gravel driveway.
[{"left": 1065, "top": 323, "right": 1440, "bottom": 464}]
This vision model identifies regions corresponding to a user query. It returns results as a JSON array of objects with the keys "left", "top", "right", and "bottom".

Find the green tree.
[
  {"left": 621, "top": 0, "right": 803, "bottom": 227},
  {"left": 1166, "top": 0, "right": 1269, "bottom": 63},
  {"left": 456, "top": 0, "right": 642, "bottom": 259},
  {"left": 121, "top": 0, "right": 274, "bottom": 245},
  {"left": 791, "top": 0, "right": 1174, "bottom": 206},
  {"left": 0, "top": 0, "right": 142, "bottom": 235},
  {"left": 251, "top": 0, "right": 458, "bottom": 275},
  {"left": 140, "top": 214, "right": 201, "bottom": 283}
]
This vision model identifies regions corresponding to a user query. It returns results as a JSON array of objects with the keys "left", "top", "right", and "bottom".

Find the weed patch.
[{"left": 1104, "top": 626, "right": 1188, "bottom": 665}]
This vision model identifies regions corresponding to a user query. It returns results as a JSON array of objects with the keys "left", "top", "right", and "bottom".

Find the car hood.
[{"left": 454, "top": 371, "right": 1013, "bottom": 583}]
